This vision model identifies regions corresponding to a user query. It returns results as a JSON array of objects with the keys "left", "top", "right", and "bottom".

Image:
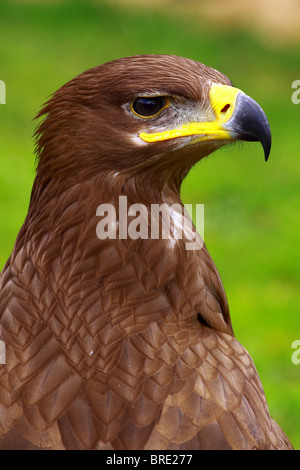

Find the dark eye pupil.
[{"left": 132, "top": 96, "right": 166, "bottom": 117}]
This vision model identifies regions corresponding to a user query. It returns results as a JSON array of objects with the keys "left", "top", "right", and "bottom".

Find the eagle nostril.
[{"left": 221, "top": 103, "right": 231, "bottom": 114}]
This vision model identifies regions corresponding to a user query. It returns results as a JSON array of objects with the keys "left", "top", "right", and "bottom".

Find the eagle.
[{"left": 0, "top": 54, "right": 293, "bottom": 450}]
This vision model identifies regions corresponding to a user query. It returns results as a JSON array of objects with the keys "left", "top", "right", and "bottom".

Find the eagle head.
[{"left": 34, "top": 55, "right": 271, "bottom": 192}]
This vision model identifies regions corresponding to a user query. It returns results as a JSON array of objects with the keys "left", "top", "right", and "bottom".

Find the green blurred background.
[{"left": 0, "top": 0, "right": 299, "bottom": 449}]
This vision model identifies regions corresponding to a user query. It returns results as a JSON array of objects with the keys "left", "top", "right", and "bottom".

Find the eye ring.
[{"left": 131, "top": 96, "right": 169, "bottom": 119}]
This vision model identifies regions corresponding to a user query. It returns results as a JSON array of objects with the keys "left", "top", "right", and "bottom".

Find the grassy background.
[{"left": 0, "top": 0, "right": 299, "bottom": 448}]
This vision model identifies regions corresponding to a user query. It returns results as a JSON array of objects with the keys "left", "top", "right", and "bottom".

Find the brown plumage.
[{"left": 0, "top": 55, "right": 292, "bottom": 450}]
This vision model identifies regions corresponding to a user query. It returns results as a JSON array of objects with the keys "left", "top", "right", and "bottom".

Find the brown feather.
[{"left": 0, "top": 55, "right": 292, "bottom": 449}]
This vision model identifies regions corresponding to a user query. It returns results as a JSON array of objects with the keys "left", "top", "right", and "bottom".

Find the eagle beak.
[
  {"left": 210, "top": 84, "right": 271, "bottom": 162},
  {"left": 139, "top": 83, "right": 271, "bottom": 162}
]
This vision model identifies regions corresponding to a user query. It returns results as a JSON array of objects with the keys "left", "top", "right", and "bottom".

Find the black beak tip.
[
  {"left": 262, "top": 129, "right": 271, "bottom": 162},
  {"left": 227, "top": 93, "right": 272, "bottom": 162},
  {"left": 258, "top": 114, "right": 271, "bottom": 162},
  {"left": 264, "top": 142, "right": 271, "bottom": 162}
]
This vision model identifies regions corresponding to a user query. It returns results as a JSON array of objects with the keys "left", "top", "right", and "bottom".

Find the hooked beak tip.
[{"left": 225, "top": 92, "right": 271, "bottom": 162}]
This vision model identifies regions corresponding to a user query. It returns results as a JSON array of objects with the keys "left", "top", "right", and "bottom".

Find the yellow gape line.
[{"left": 139, "top": 84, "right": 242, "bottom": 143}]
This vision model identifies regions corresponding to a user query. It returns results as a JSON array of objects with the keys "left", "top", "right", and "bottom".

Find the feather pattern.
[{"left": 0, "top": 55, "right": 292, "bottom": 450}]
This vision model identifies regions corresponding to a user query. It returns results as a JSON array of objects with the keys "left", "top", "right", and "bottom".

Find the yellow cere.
[
  {"left": 139, "top": 83, "right": 242, "bottom": 144},
  {"left": 209, "top": 83, "right": 242, "bottom": 123}
]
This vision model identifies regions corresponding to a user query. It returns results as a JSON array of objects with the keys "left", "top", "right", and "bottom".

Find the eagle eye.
[{"left": 131, "top": 96, "right": 168, "bottom": 118}]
